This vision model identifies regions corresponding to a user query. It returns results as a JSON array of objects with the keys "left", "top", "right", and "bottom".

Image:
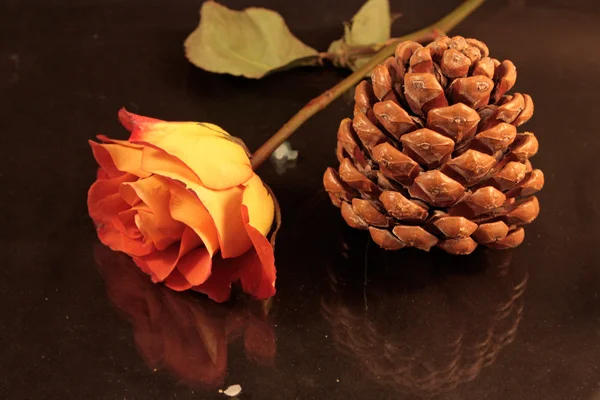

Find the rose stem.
[{"left": 250, "top": 0, "right": 485, "bottom": 169}]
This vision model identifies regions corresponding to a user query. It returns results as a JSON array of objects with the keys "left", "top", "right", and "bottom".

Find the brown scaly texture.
[{"left": 323, "top": 36, "right": 543, "bottom": 255}]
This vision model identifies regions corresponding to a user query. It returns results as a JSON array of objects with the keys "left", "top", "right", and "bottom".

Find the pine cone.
[{"left": 323, "top": 36, "right": 543, "bottom": 255}]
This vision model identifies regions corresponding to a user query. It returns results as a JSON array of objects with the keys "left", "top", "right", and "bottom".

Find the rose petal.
[
  {"left": 96, "top": 193, "right": 131, "bottom": 232},
  {"left": 168, "top": 181, "right": 220, "bottom": 256},
  {"left": 118, "top": 108, "right": 163, "bottom": 132},
  {"left": 89, "top": 174, "right": 156, "bottom": 257},
  {"left": 238, "top": 205, "right": 276, "bottom": 300},
  {"left": 163, "top": 268, "right": 193, "bottom": 291},
  {"left": 96, "top": 168, "right": 109, "bottom": 180},
  {"left": 140, "top": 146, "right": 200, "bottom": 184},
  {"left": 96, "top": 134, "right": 144, "bottom": 149},
  {"left": 191, "top": 205, "right": 276, "bottom": 302},
  {"left": 89, "top": 140, "right": 151, "bottom": 178},
  {"left": 134, "top": 244, "right": 180, "bottom": 282},
  {"left": 242, "top": 175, "right": 275, "bottom": 236},
  {"left": 133, "top": 227, "right": 201, "bottom": 282},
  {"left": 191, "top": 255, "right": 243, "bottom": 303},
  {"left": 88, "top": 173, "right": 137, "bottom": 222},
  {"left": 122, "top": 108, "right": 252, "bottom": 190},
  {"left": 120, "top": 176, "right": 185, "bottom": 239},
  {"left": 135, "top": 211, "right": 177, "bottom": 251},
  {"left": 97, "top": 224, "right": 154, "bottom": 257},
  {"left": 175, "top": 247, "right": 212, "bottom": 286},
  {"left": 117, "top": 209, "right": 143, "bottom": 239},
  {"left": 188, "top": 182, "right": 252, "bottom": 259}
]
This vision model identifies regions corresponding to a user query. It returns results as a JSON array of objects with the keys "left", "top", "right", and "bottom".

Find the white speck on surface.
[
  {"left": 272, "top": 141, "right": 298, "bottom": 160},
  {"left": 222, "top": 384, "right": 242, "bottom": 397},
  {"left": 270, "top": 141, "right": 298, "bottom": 174}
]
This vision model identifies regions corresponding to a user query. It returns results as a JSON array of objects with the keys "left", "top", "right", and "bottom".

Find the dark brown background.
[{"left": 1, "top": 0, "right": 599, "bottom": 399}]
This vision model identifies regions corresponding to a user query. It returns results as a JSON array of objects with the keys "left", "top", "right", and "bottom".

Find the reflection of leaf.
[
  {"left": 328, "top": 0, "right": 392, "bottom": 70},
  {"left": 184, "top": 1, "right": 320, "bottom": 79}
]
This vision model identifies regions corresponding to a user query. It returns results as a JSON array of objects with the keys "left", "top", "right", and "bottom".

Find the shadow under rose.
[
  {"left": 94, "top": 245, "right": 276, "bottom": 390},
  {"left": 321, "top": 229, "right": 528, "bottom": 399}
]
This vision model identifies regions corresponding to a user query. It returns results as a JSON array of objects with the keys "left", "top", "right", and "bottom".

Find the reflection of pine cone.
[
  {"left": 94, "top": 245, "right": 275, "bottom": 389},
  {"left": 321, "top": 238, "right": 527, "bottom": 398},
  {"left": 324, "top": 36, "right": 543, "bottom": 255}
]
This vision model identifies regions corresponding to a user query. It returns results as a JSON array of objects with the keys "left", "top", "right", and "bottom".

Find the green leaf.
[
  {"left": 184, "top": 1, "right": 320, "bottom": 79},
  {"left": 345, "top": 0, "right": 391, "bottom": 46},
  {"left": 326, "top": 38, "right": 346, "bottom": 68},
  {"left": 327, "top": 0, "right": 392, "bottom": 70}
]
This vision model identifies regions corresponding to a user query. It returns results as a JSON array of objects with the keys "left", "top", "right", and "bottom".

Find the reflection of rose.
[
  {"left": 95, "top": 245, "right": 276, "bottom": 388},
  {"left": 322, "top": 238, "right": 527, "bottom": 398},
  {"left": 88, "top": 109, "right": 276, "bottom": 301}
]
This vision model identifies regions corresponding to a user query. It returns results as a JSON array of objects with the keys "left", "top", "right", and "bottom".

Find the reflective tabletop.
[{"left": 1, "top": 0, "right": 599, "bottom": 399}]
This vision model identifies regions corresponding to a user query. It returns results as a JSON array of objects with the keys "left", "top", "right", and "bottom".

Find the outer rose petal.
[
  {"left": 96, "top": 168, "right": 109, "bottom": 180},
  {"left": 89, "top": 140, "right": 151, "bottom": 178},
  {"left": 192, "top": 255, "right": 247, "bottom": 303},
  {"left": 118, "top": 108, "right": 163, "bottom": 132},
  {"left": 141, "top": 146, "right": 199, "bottom": 184},
  {"left": 163, "top": 269, "right": 193, "bottom": 291},
  {"left": 96, "top": 134, "right": 144, "bottom": 149},
  {"left": 177, "top": 248, "right": 213, "bottom": 286},
  {"left": 191, "top": 205, "right": 276, "bottom": 303},
  {"left": 238, "top": 205, "right": 276, "bottom": 300},
  {"left": 120, "top": 108, "right": 253, "bottom": 190},
  {"left": 188, "top": 182, "right": 252, "bottom": 259},
  {"left": 242, "top": 174, "right": 275, "bottom": 236}
]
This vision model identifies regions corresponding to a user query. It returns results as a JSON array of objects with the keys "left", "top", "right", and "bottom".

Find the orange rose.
[{"left": 88, "top": 109, "right": 276, "bottom": 301}]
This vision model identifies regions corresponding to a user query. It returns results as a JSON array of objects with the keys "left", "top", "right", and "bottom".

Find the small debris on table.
[
  {"left": 270, "top": 141, "right": 298, "bottom": 174},
  {"left": 219, "top": 384, "right": 242, "bottom": 397}
]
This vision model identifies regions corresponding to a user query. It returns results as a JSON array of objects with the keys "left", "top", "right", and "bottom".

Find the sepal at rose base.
[{"left": 87, "top": 109, "right": 277, "bottom": 301}]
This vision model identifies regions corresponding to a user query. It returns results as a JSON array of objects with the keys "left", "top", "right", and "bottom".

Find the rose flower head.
[{"left": 87, "top": 109, "right": 276, "bottom": 302}]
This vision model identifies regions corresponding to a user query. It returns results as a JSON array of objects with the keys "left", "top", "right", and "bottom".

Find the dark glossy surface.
[{"left": 1, "top": 0, "right": 600, "bottom": 399}]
